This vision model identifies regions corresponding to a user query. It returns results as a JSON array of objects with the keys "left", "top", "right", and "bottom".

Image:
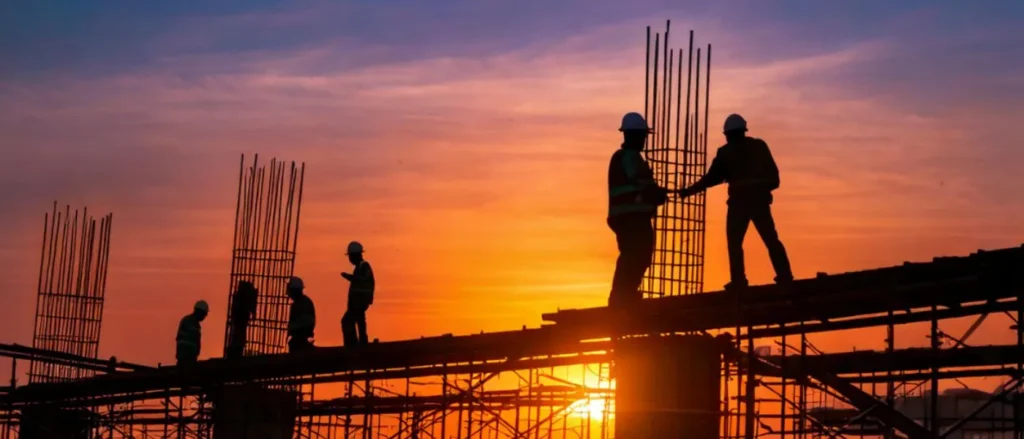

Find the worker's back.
[
  {"left": 231, "top": 288, "right": 258, "bottom": 321},
  {"left": 176, "top": 314, "right": 202, "bottom": 355},
  {"left": 715, "top": 137, "right": 779, "bottom": 205}
]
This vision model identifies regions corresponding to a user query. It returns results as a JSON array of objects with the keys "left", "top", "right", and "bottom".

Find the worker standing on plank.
[
  {"left": 176, "top": 300, "right": 208, "bottom": 365},
  {"left": 679, "top": 114, "right": 794, "bottom": 289},
  {"left": 607, "top": 112, "right": 669, "bottom": 308},
  {"left": 225, "top": 280, "right": 258, "bottom": 359},
  {"left": 341, "top": 241, "right": 375, "bottom": 346},
  {"left": 286, "top": 276, "right": 316, "bottom": 353}
]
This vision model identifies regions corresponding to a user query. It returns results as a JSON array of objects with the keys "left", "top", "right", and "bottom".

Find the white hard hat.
[
  {"left": 346, "top": 241, "right": 364, "bottom": 255},
  {"left": 194, "top": 300, "right": 209, "bottom": 313},
  {"left": 723, "top": 114, "right": 748, "bottom": 133},
  {"left": 287, "top": 276, "right": 304, "bottom": 290},
  {"left": 619, "top": 112, "right": 651, "bottom": 132}
]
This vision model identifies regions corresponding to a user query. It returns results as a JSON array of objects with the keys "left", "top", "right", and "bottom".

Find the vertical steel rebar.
[
  {"left": 224, "top": 154, "right": 305, "bottom": 356},
  {"left": 30, "top": 203, "right": 113, "bottom": 384},
  {"left": 640, "top": 24, "right": 707, "bottom": 299}
]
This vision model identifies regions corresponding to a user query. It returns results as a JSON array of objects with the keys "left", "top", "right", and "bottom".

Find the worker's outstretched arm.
[{"left": 682, "top": 153, "right": 726, "bottom": 196}]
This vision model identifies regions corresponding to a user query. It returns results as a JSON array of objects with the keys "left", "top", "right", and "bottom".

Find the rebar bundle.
[
  {"left": 224, "top": 154, "right": 306, "bottom": 356},
  {"left": 641, "top": 20, "right": 712, "bottom": 298},
  {"left": 29, "top": 202, "right": 113, "bottom": 384}
]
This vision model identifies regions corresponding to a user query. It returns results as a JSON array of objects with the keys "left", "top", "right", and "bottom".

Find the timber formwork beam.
[
  {"left": 762, "top": 344, "right": 1024, "bottom": 376},
  {"left": 545, "top": 245, "right": 1024, "bottom": 338},
  {"left": 0, "top": 344, "right": 152, "bottom": 374},
  {"left": 3, "top": 329, "right": 607, "bottom": 404}
]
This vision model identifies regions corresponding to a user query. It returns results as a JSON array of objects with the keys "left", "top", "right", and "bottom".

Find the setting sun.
[{"left": 572, "top": 398, "right": 612, "bottom": 420}]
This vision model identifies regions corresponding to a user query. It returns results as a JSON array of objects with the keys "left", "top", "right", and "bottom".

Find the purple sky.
[{"left": 0, "top": 0, "right": 1022, "bottom": 367}]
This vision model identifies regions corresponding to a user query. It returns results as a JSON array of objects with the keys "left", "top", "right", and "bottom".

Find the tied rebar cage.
[
  {"left": 641, "top": 20, "right": 711, "bottom": 299},
  {"left": 29, "top": 202, "right": 113, "bottom": 384},
  {"left": 224, "top": 154, "right": 306, "bottom": 356}
]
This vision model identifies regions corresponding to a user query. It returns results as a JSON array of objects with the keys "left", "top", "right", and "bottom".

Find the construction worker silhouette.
[
  {"left": 176, "top": 300, "right": 208, "bottom": 365},
  {"left": 286, "top": 276, "right": 316, "bottom": 353},
  {"left": 607, "top": 112, "right": 669, "bottom": 307},
  {"left": 341, "top": 241, "right": 375, "bottom": 346},
  {"left": 679, "top": 114, "right": 793, "bottom": 289},
  {"left": 226, "top": 281, "right": 258, "bottom": 359}
]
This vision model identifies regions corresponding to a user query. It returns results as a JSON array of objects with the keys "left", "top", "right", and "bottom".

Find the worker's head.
[
  {"left": 345, "top": 241, "right": 365, "bottom": 264},
  {"left": 237, "top": 280, "right": 256, "bottom": 295},
  {"left": 236, "top": 281, "right": 258, "bottom": 311},
  {"left": 619, "top": 112, "right": 652, "bottom": 150},
  {"left": 723, "top": 114, "right": 748, "bottom": 144},
  {"left": 287, "top": 276, "right": 305, "bottom": 299},
  {"left": 193, "top": 300, "right": 209, "bottom": 321}
]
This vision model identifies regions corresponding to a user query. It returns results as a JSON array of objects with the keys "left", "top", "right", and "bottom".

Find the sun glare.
[{"left": 571, "top": 398, "right": 611, "bottom": 420}]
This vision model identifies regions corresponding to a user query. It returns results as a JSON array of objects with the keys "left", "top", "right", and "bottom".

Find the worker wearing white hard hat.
[
  {"left": 341, "top": 240, "right": 375, "bottom": 347},
  {"left": 286, "top": 276, "right": 316, "bottom": 353},
  {"left": 679, "top": 113, "right": 793, "bottom": 290},
  {"left": 175, "top": 300, "right": 209, "bottom": 365},
  {"left": 606, "top": 112, "right": 669, "bottom": 308}
]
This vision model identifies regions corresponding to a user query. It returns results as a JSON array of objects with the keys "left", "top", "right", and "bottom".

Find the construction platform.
[{"left": 5, "top": 244, "right": 1022, "bottom": 408}]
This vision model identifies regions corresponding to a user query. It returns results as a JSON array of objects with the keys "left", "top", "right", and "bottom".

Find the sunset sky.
[{"left": 1, "top": 0, "right": 1023, "bottom": 371}]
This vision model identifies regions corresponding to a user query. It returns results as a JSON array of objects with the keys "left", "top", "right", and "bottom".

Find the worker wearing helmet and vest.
[
  {"left": 679, "top": 114, "right": 793, "bottom": 289},
  {"left": 607, "top": 112, "right": 669, "bottom": 308},
  {"left": 341, "top": 241, "right": 375, "bottom": 346},
  {"left": 176, "top": 300, "right": 209, "bottom": 365},
  {"left": 286, "top": 276, "right": 316, "bottom": 353}
]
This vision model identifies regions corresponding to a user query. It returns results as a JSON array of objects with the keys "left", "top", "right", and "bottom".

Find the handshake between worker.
[{"left": 643, "top": 185, "right": 698, "bottom": 206}]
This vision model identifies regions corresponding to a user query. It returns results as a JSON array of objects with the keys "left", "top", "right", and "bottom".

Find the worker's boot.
[{"left": 724, "top": 280, "right": 748, "bottom": 291}]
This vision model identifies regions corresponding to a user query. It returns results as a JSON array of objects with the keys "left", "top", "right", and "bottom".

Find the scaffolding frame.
[{"left": 5, "top": 244, "right": 1022, "bottom": 439}]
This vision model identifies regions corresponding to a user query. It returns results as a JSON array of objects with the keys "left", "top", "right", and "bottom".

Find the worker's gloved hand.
[
  {"left": 652, "top": 187, "right": 669, "bottom": 206},
  {"left": 341, "top": 272, "right": 352, "bottom": 281},
  {"left": 677, "top": 187, "right": 693, "bottom": 198}
]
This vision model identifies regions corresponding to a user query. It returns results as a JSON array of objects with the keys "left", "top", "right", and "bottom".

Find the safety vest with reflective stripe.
[
  {"left": 348, "top": 260, "right": 375, "bottom": 304},
  {"left": 608, "top": 147, "right": 657, "bottom": 218},
  {"left": 176, "top": 314, "right": 202, "bottom": 353}
]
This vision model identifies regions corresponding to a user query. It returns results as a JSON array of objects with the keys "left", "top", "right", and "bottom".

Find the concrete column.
[{"left": 614, "top": 334, "right": 722, "bottom": 439}]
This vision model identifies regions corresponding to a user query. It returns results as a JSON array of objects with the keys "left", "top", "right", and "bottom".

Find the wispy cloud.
[{"left": 0, "top": 0, "right": 1022, "bottom": 364}]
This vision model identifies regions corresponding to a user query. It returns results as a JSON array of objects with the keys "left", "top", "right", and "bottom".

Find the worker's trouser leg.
[
  {"left": 176, "top": 344, "right": 198, "bottom": 366},
  {"left": 726, "top": 203, "right": 793, "bottom": 285},
  {"left": 226, "top": 320, "right": 248, "bottom": 359},
  {"left": 288, "top": 335, "right": 313, "bottom": 353},
  {"left": 342, "top": 302, "right": 370, "bottom": 346},
  {"left": 607, "top": 214, "right": 655, "bottom": 307}
]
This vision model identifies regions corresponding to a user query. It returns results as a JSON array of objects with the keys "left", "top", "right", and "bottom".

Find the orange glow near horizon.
[{"left": 0, "top": 10, "right": 1022, "bottom": 377}]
